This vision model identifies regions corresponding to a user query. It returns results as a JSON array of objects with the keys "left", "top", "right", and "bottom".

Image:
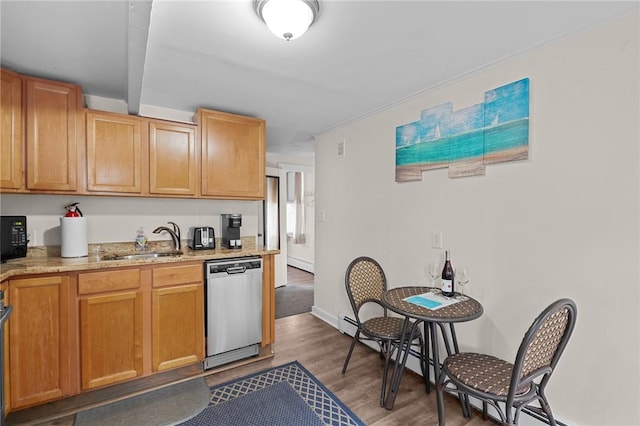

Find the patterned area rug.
[{"left": 179, "top": 361, "right": 364, "bottom": 426}]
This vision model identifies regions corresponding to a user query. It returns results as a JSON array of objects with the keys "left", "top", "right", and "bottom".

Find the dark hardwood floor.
[
  {"left": 208, "top": 314, "right": 493, "bottom": 426},
  {"left": 286, "top": 265, "right": 314, "bottom": 285},
  {"left": 10, "top": 313, "right": 493, "bottom": 425}
]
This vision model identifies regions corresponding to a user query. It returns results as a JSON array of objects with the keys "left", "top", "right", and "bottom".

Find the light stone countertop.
[{"left": 0, "top": 237, "right": 279, "bottom": 282}]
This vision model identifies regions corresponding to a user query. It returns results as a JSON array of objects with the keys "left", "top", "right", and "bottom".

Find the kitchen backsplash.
[{"left": 0, "top": 193, "right": 262, "bottom": 247}]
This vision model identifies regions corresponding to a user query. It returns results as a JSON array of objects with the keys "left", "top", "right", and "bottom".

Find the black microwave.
[{"left": 1, "top": 216, "right": 27, "bottom": 262}]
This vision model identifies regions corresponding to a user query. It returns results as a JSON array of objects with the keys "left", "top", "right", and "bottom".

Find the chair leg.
[
  {"left": 538, "top": 387, "right": 557, "bottom": 426},
  {"left": 380, "top": 340, "right": 392, "bottom": 407},
  {"left": 436, "top": 368, "right": 446, "bottom": 426},
  {"left": 342, "top": 329, "right": 360, "bottom": 374}
]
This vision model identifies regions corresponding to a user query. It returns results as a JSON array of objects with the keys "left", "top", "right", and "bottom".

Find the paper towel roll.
[{"left": 61, "top": 217, "right": 88, "bottom": 258}]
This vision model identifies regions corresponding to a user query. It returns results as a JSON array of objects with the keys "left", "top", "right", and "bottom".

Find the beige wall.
[{"left": 313, "top": 13, "right": 639, "bottom": 426}]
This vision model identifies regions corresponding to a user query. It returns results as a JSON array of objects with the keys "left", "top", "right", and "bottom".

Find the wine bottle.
[{"left": 441, "top": 250, "right": 455, "bottom": 297}]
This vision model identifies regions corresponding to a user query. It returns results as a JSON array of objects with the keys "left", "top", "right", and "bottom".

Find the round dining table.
[{"left": 381, "top": 286, "right": 483, "bottom": 414}]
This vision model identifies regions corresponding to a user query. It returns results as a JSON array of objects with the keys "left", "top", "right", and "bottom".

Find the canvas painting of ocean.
[{"left": 395, "top": 78, "right": 529, "bottom": 182}]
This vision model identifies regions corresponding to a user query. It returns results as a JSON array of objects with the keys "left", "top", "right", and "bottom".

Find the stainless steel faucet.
[{"left": 153, "top": 223, "right": 181, "bottom": 251}]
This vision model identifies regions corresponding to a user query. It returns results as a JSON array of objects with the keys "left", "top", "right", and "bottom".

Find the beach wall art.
[{"left": 395, "top": 78, "right": 530, "bottom": 182}]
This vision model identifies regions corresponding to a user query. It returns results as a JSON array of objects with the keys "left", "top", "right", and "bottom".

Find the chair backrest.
[
  {"left": 344, "top": 256, "right": 387, "bottom": 318},
  {"left": 510, "top": 298, "right": 577, "bottom": 397}
]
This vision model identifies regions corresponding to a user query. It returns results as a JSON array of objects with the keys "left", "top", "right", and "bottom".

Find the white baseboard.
[
  {"left": 287, "top": 257, "right": 314, "bottom": 273},
  {"left": 309, "top": 308, "right": 566, "bottom": 426}
]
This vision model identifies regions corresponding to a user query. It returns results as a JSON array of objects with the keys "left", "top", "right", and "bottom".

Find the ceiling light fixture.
[{"left": 254, "top": 0, "right": 319, "bottom": 41}]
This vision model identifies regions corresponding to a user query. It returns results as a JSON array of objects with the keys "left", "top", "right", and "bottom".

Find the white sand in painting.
[{"left": 396, "top": 146, "right": 528, "bottom": 182}]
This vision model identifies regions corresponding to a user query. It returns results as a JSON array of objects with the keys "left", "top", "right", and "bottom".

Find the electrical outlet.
[
  {"left": 431, "top": 231, "right": 443, "bottom": 249},
  {"left": 318, "top": 210, "right": 326, "bottom": 222}
]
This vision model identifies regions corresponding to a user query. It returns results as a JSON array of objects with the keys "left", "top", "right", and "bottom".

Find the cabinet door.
[
  {"left": 86, "top": 111, "right": 143, "bottom": 193},
  {"left": 149, "top": 120, "right": 197, "bottom": 196},
  {"left": 198, "top": 109, "right": 265, "bottom": 199},
  {"left": 25, "top": 78, "right": 80, "bottom": 191},
  {"left": 0, "top": 69, "right": 24, "bottom": 190},
  {"left": 79, "top": 291, "right": 144, "bottom": 390},
  {"left": 151, "top": 263, "right": 204, "bottom": 371},
  {"left": 8, "top": 275, "right": 73, "bottom": 409},
  {"left": 78, "top": 268, "right": 143, "bottom": 390},
  {"left": 152, "top": 284, "right": 204, "bottom": 371}
]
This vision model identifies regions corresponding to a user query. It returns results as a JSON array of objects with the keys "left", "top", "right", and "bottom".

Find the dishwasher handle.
[{"left": 226, "top": 266, "right": 247, "bottom": 274}]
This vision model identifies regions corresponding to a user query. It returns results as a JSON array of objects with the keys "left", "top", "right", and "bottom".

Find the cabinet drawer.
[
  {"left": 78, "top": 269, "right": 141, "bottom": 295},
  {"left": 152, "top": 264, "right": 203, "bottom": 288}
]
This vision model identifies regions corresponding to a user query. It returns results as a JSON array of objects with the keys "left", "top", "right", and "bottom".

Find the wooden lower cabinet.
[
  {"left": 7, "top": 275, "right": 74, "bottom": 409},
  {"left": 77, "top": 263, "right": 203, "bottom": 390},
  {"left": 4, "top": 256, "right": 272, "bottom": 411},
  {"left": 151, "top": 262, "right": 204, "bottom": 372},
  {"left": 77, "top": 268, "right": 144, "bottom": 390}
]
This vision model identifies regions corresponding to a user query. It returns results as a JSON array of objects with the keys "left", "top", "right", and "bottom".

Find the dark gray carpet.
[
  {"left": 74, "top": 378, "right": 210, "bottom": 426},
  {"left": 181, "top": 381, "right": 323, "bottom": 426},
  {"left": 275, "top": 283, "right": 314, "bottom": 318}
]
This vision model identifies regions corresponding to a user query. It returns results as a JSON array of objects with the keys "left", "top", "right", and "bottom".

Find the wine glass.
[
  {"left": 428, "top": 261, "right": 440, "bottom": 290},
  {"left": 455, "top": 267, "right": 469, "bottom": 300}
]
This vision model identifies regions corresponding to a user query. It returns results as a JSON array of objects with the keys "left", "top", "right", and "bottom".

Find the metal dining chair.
[
  {"left": 342, "top": 256, "right": 426, "bottom": 407},
  {"left": 436, "top": 298, "right": 577, "bottom": 426}
]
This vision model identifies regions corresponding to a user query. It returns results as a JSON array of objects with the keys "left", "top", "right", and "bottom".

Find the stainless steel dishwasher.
[{"left": 204, "top": 256, "right": 262, "bottom": 369}]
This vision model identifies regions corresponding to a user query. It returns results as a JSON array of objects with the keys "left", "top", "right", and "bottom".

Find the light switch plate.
[
  {"left": 337, "top": 139, "right": 346, "bottom": 157},
  {"left": 431, "top": 231, "right": 443, "bottom": 249}
]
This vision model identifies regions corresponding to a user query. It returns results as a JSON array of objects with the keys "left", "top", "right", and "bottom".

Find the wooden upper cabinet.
[
  {"left": 148, "top": 120, "right": 197, "bottom": 196},
  {"left": 25, "top": 77, "right": 81, "bottom": 191},
  {"left": 86, "top": 110, "right": 143, "bottom": 194},
  {"left": 197, "top": 108, "right": 265, "bottom": 199},
  {"left": 0, "top": 69, "right": 24, "bottom": 190}
]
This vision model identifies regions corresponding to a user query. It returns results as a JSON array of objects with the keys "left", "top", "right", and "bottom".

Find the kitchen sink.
[{"left": 101, "top": 251, "right": 183, "bottom": 261}]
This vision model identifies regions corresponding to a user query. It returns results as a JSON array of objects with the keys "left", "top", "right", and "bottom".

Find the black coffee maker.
[{"left": 221, "top": 214, "right": 242, "bottom": 249}]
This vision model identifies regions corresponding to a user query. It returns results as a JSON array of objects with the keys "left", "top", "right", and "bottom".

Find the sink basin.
[{"left": 102, "top": 251, "right": 183, "bottom": 261}]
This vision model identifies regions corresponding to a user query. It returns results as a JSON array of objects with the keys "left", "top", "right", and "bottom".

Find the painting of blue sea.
[{"left": 396, "top": 78, "right": 529, "bottom": 182}]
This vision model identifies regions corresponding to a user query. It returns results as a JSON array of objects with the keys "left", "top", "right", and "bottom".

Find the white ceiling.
[{"left": 1, "top": 1, "right": 638, "bottom": 156}]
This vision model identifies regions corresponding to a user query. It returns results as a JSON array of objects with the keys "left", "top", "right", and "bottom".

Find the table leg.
[
  {"left": 433, "top": 321, "right": 446, "bottom": 426},
  {"left": 384, "top": 317, "right": 419, "bottom": 410},
  {"left": 423, "top": 322, "right": 431, "bottom": 393}
]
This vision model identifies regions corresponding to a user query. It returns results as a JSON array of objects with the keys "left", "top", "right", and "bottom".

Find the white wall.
[
  {"left": 314, "top": 13, "right": 639, "bottom": 426},
  {"left": 268, "top": 154, "right": 316, "bottom": 273},
  {"left": 265, "top": 154, "right": 316, "bottom": 282},
  {"left": 0, "top": 194, "right": 262, "bottom": 248},
  {"left": 287, "top": 169, "right": 315, "bottom": 271}
]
